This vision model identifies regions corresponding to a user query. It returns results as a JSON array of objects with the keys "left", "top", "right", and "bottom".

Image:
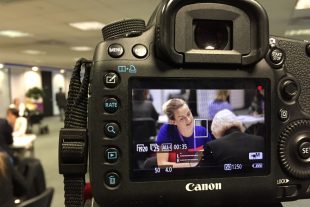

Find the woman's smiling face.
[{"left": 172, "top": 104, "right": 194, "bottom": 137}]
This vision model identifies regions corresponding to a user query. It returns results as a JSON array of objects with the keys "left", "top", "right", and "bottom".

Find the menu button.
[{"left": 108, "top": 44, "right": 124, "bottom": 58}]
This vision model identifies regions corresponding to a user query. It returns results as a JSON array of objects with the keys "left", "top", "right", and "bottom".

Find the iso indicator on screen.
[{"left": 224, "top": 163, "right": 243, "bottom": 171}]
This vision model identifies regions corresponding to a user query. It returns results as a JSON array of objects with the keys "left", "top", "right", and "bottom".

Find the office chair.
[
  {"left": 17, "top": 158, "right": 46, "bottom": 199},
  {"left": 17, "top": 187, "right": 54, "bottom": 207}
]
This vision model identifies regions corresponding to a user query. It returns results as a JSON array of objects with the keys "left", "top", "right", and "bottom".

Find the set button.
[
  {"left": 104, "top": 122, "right": 120, "bottom": 138},
  {"left": 104, "top": 97, "right": 119, "bottom": 113},
  {"left": 105, "top": 172, "right": 120, "bottom": 188},
  {"left": 298, "top": 141, "right": 310, "bottom": 160}
]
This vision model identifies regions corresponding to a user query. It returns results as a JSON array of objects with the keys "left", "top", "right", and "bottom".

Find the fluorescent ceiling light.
[
  {"left": 69, "top": 21, "right": 105, "bottom": 31},
  {"left": 285, "top": 29, "right": 310, "bottom": 36},
  {"left": 295, "top": 0, "right": 310, "bottom": 10},
  {"left": 0, "top": 30, "right": 31, "bottom": 38},
  {"left": 32, "top": 66, "right": 39, "bottom": 72},
  {"left": 71, "top": 46, "right": 92, "bottom": 51},
  {"left": 22, "top": 50, "right": 46, "bottom": 55}
]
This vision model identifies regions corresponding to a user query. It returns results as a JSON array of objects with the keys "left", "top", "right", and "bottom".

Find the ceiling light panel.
[
  {"left": 70, "top": 46, "right": 93, "bottom": 51},
  {"left": 0, "top": 30, "right": 32, "bottom": 38},
  {"left": 295, "top": 0, "right": 310, "bottom": 10},
  {"left": 69, "top": 21, "right": 105, "bottom": 31}
]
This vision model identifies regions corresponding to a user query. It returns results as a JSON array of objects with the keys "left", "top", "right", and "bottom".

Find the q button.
[{"left": 104, "top": 122, "right": 120, "bottom": 138}]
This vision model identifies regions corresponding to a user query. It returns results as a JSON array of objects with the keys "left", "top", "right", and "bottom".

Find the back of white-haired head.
[{"left": 211, "top": 109, "right": 245, "bottom": 139}]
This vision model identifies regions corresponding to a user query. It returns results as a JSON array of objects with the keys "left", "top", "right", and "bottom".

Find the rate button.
[{"left": 104, "top": 97, "right": 119, "bottom": 113}]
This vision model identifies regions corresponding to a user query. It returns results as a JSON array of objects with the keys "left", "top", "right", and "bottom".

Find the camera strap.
[{"left": 59, "top": 58, "right": 92, "bottom": 207}]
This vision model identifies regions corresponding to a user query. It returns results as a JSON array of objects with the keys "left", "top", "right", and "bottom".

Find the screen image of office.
[{"left": 130, "top": 79, "right": 268, "bottom": 180}]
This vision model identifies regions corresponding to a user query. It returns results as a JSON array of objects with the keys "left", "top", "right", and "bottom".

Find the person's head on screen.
[
  {"left": 211, "top": 109, "right": 245, "bottom": 139},
  {"left": 163, "top": 98, "right": 193, "bottom": 137},
  {"left": 215, "top": 90, "right": 230, "bottom": 102},
  {"left": 6, "top": 108, "right": 19, "bottom": 127}
]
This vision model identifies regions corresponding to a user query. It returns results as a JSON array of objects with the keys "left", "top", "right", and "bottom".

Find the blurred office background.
[{"left": 0, "top": 0, "right": 309, "bottom": 207}]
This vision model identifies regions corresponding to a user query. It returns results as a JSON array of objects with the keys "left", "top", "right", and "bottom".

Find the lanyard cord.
[{"left": 59, "top": 58, "right": 92, "bottom": 207}]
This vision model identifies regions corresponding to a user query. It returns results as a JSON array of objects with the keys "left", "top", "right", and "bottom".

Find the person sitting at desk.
[
  {"left": 208, "top": 90, "right": 232, "bottom": 119},
  {"left": 132, "top": 89, "right": 158, "bottom": 121},
  {"left": 0, "top": 119, "right": 14, "bottom": 160},
  {"left": 200, "top": 109, "right": 264, "bottom": 166},
  {"left": 6, "top": 108, "right": 28, "bottom": 137},
  {"left": 156, "top": 98, "right": 212, "bottom": 168}
]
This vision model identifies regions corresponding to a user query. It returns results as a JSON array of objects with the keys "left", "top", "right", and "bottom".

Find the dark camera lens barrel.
[{"left": 194, "top": 20, "right": 231, "bottom": 50}]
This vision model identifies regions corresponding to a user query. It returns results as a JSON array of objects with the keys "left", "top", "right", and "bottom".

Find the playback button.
[{"left": 105, "top": 148, "right": 119, "bottom": 163}]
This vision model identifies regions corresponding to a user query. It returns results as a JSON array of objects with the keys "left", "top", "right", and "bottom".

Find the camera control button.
[
  {"left": 104, "top": 123, "right": 120, "bottom": 138},
  {"left": 281, "top": 80, "right": 298, "bottom": 101},
  {"left": 104, "top": 72, "right": 120, "bottom": 88},
  {"left": 105, "top": 148, "right": 119, "bottom": 163},
  {"left": 278, "top": 108, "right": 289, "bottom": 122},
  {"left": 269, "top": 48, "right": 284, "bottom": 65},
  {"left": 108, "top": 44, "right": 124, "bottom": 58},
  {"left": 105, "top": 172, "right": 120, "bottom": 188},
  {"left": 283, "top": 185, "right": 298, "bottom": 198},
  {"left": 298, "top": 141, "right": 310, "bottom": 160},
  {"left": 132, "top": 44, "right": 148, "bottom": 58},
  {"left": 104, "top": 98, "right": 119, "bottom": 113},
  {"left": 306, "top": 44, "right": 310, "bottom": 57}
]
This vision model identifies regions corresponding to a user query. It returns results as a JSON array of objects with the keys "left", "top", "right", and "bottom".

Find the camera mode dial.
[
  {"left": 279, "top": 120, "right": 310, "bottom": 179},
  {"left": 102, "top": 19, "right": 146, "bottom": 40}
]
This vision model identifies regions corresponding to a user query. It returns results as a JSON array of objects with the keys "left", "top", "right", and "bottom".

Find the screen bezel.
[{"left": 129, "top": 78, "right": 271, "bottom": 181}]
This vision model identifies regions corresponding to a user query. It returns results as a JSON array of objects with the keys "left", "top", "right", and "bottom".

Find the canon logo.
[{"left": 185, "top": 183, "right": 222, "bottom": 192}]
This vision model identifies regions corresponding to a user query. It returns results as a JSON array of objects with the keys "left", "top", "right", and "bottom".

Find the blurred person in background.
[
  {"left": 6, "top": 108, "right": 27, "bottom": 137},
  {"left": 0, "top": 151, "right": 27, "bottom": 207},
  {"left": 132, "top": 89, "right": 158, "bottom": 121},
  {"left": 208, "top": 90, "right": 232, "bottom": 119},
  {"left": 9, "top": 98, "right": 26, "bottom": 117},
  {"left": 0, "top": 118, "right": 14, "bottom": 160},
  {"left": 249, "top": 86, "right": 265, "bottom": 116},
  {"left": 56, "top": 87, "right": 67, "bottom": 121}
]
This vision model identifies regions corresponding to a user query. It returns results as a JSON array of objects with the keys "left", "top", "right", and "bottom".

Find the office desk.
[{"left": 12, "top": 134, "right": 37, "bottom": 157}]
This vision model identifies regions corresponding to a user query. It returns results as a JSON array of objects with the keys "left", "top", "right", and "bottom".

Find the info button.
[{"left": 104, "top": 97, "right": 119, "bottom": 113}]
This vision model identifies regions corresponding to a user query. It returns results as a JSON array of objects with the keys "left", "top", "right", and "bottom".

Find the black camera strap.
[{"left": 59, "top": 58, "right": 92, "bottom": 207}]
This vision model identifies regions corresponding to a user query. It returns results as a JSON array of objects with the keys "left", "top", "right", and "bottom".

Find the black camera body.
[{"left": 88, "top": 0, "right": 310, "bottom": 206}]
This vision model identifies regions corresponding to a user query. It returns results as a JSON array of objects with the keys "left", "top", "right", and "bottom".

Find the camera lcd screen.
[{"left": 130, "top": 78, "right": 270, "bottom": 181}]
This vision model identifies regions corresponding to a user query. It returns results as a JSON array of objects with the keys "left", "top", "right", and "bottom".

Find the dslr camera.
[{"left": 87, "top": 0, "right": 310, "bottom": 206}]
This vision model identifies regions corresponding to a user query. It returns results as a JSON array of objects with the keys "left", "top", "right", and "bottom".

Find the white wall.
[
  {"left": 10, "top": 69, "right": 42, "bottom": 104},
  {"left": 0, "top": 68, "right": 11, "bottom": 117}
]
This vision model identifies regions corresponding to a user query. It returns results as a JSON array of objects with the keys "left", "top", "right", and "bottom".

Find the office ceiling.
[{"left": 0, "top": 0, "right": 308, "bottom": 69}]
